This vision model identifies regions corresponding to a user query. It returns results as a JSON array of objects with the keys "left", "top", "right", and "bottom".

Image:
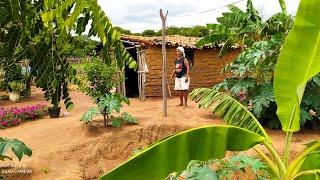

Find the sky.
[{"left": 97, "top": 0, "right": 300, "bottom": 33}]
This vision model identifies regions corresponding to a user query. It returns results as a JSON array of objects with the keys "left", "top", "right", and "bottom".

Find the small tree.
[{"left": 80, "top": 58, "right": 137, "bottom": 127}]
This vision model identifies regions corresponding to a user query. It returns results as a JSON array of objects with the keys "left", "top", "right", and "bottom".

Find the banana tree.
[
  {"left": 101, "top": 0, "right": 320, "bottom": 179},
  {"left": 195, "top": 0, "right": 265, "bottom": 57},
  {"left": 196, "top": 0, "right": 291, "bottom": 58}
]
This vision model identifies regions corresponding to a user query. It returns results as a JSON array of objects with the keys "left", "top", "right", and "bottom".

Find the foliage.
[
  {"left": 35, "top": 48, "right": 76, "bottom": 110},
  {"left": 167, "top": 160, "right": 218, "bottom": 180},
  {"left": 121, "top": 112, "right": 138, "bottom": 124},
  {"left": 0, "top": 138, "right": 32, "bottom": 161},
  {"left": 110, "top": 112, "right": 139, "bottom": 128},
  {"left": 167, "top": 26, "right": 209, "bottom": 37},
  {"left": 98, "top": 93, "right": 128, "bottom": 114},
  {"left": 139, "top": 26, "right": 209, "bottom": 37},
  {"left": 167, "top": 154, "right": 272, "bottom": 180},
  {"left": 41, "top": 0, "right": 137, "bottom": 69},
  {"left": 0, "top": 67, "right": 4, "bottom": 90},
  {"left": 211, "top": 1, "right": 319, "bottom": 129},
  {"left": 213, "top": 154, "right": 270, "bottom": 179},
  {"left": 141, "top": 29, "right": 157, "bottom": 37},
  {"left": 3, "top": 64, "right": 24, "bottom": 91},
  {"left": 209, "top": 13, "right": 299, "bottom": 129},
  {"left": 114, "top": 26, "right": 132, "bottom": 35},
  {"left": 81, "top": 93, "right": 136, "bottom": 127},
  {"left": 8, "top": 81, "right": 26, "bottom": 93},
  {"left": 101, "top": 125, "right": 265, "bottom": 179},
  {"left": 81, "top": 58, "right": 122, "bottom": 99},
  {"left": 102, "top": 1, "right": 320, "bottom": 180},
  {"left": 80, "top": 107, "right": 100, "bottom": 123},
  {"left": 64, "top": 35, "right": 99, "bottom": 57},
  {"left": 189, "top": 88, "right": 270, "bottom": 141},
  {"left": 1, "top": 0, "right": 136, "bottom": 112},
  {"left": 196, "top": 0, "right": 292, "bottom": 57},
  {"left": 273, "top": 0, "right": 320, "bottom": 132},
  {"left": 0, "top": 104, "right": 48, "bottom": 128},
  {"left": 196, "top": 0, "right": 263, "bottom": 56}
]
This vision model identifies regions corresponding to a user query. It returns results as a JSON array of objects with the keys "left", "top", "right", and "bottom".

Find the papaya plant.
[
  {"left": 0, "top": 138, "right": 32, "bottom": 161},
  {"left": 166, "top": 154, "right": 271, "bottom": 180},
  {"left": 101, "top": 0, "right": 320, "bottom": 179},
  {"left": 81, "top": 93, "right": 130, "bottom": 126}
]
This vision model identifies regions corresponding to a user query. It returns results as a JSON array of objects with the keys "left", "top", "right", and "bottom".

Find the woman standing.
[{"left": 170, "top": 47, "right": 190, "bottom": 107}]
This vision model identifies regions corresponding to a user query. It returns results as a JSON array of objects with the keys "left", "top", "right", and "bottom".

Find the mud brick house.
[{"left": 120, "top": 35, "right": 240, "bottom": 98}]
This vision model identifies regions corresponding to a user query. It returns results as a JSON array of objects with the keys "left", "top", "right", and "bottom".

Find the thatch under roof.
[{"left": 121, "top": 34, "right": 221, "bottom": 49}]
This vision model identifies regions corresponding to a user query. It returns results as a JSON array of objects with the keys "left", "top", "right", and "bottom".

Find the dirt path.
[{"left": 0, "top": 89, "right": 319, "bottom": 179}]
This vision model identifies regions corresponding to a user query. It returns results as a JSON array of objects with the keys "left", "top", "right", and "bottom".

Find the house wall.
[{"left": 144, "top": 46, "right": 240, "bottom": 97}]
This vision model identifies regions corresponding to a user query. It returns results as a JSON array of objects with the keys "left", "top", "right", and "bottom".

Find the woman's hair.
[{"left": 176, "top": 47, "right": 185, "bottom": 57}]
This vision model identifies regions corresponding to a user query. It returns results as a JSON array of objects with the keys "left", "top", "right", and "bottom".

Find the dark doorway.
[
  {"left": 185, "top": 49, "right": 195, "bottom": 67},
  {"left": 124, "top": 45, "right": 138, "bottom": 97}
]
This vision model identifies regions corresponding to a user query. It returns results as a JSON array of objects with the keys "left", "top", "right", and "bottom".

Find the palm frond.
[{"left": 189, "top": 88, "right": 271, "bottom": 142}]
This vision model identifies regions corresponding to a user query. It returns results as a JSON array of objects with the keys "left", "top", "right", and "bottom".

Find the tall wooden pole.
[{"left": 160, "top": 9, "right": 168, "bottom": 117}]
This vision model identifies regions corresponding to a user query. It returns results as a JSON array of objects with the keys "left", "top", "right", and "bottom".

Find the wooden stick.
[
  {"left": 167, "top": 79, "right": 172, "bottom": 99},
  {"left": 160, "top": 9, "right": 168, "bottom": 117}
]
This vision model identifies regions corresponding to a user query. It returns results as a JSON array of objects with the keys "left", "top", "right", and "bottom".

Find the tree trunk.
[
  {"left": 103, "top": 112, "right": 109, "bottom": 127},
  {"left": 160, "top": 9, "right": 168, "bottom": 117}
]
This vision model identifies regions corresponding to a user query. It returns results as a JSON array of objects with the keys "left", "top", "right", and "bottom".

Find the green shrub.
[
  {"left": 3, "top": 64, "right": 23, "bottom": 91},
  {"left": 8, "top": 81, "right": 26, "bottom": 93},
  {"left": 81, "top": 93, "right": 138, "bottom": 127},
  {"left": 81, "top": 58, "right": 122, "bottom": 99}
]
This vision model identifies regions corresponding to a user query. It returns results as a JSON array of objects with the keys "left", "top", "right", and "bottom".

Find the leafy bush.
[
  {"left": 79, "top": 57, "right": 137, "bottom": 127},
  {"left": 8, "top": 81, "right": 26, "bottom": 93},
  {"left": 81, "top": 58, "right": 122, "bottom": 99},
  {"left": 167, "top": 154, "right": 271, "bottom": 180},
  {"left": 81, "top": 93, "right": 138, "bottom": 127},
  {"left": 215, "top": 33, "right": 320, "bottom": 129},
  {"left": 110, "top": 112, "right": 138, "bottom": 128},
  {"left": 0, "top": 104, "right": 48, "bottom": 128},
  {"left": 3, "top": 64, "right": 24, "bottom": 91}
]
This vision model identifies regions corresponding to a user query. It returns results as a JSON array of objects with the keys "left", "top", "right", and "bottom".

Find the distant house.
[{"left": 120, "top": 35, "right": 240, "bottom": 98}]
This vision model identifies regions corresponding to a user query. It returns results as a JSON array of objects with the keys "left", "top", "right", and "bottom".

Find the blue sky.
[{"left": 97, "top": 0, "right": 300, "bottom": 33}]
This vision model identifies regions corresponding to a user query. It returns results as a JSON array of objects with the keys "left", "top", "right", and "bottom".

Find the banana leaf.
[
  {"left": 189, "top": 88, "right": 270, "bottom": 142},
  {"left": 295, "top": 153, "right": 320, "bottom": 180},
  {"left": 274, "top": 0, "right": 320, "bottom": 132},
  {"left": 101, "top": 125, "right": 265, "bottom": 180}
]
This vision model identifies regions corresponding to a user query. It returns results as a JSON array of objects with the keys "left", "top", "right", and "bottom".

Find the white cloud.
[{"left": 98, "top": 0, "right": 300, "bottom": 33}]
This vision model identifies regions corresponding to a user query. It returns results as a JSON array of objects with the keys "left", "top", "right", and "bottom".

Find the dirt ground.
[{"left": 0, "top": 88, "right": 319, "bottom": 180}]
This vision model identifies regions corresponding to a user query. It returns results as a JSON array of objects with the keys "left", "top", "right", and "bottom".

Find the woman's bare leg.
[{"left": 184, "top": 90, "right": 188, "bottom": 107}]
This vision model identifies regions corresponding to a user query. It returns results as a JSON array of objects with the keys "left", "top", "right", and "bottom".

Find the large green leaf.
[
  {"left": 80, "top": 107, "right": 100, "bottom": 123},
  {"left": 286, "top": 141, "right": 320, "bottom": 179},
  {"left": 98, "top": 94, "right": 122, "bottom": 114},
  {"left": 295, "top": 153, "right": 320, "bottom": 180},
  {"left": 274, "top": 0, "right": 320, "bottom": 132},
  {"left": 195, "top": 34, "right": 225, "bottom": 48},
  {"left": 0, "top": 138, "right": 32, "bottom": 161},
  {"left": 189, "top": 88, "right": 270, "bottom": 142},
  {"left": 101, "top": 125, "right": 265, "bottom": 180}
]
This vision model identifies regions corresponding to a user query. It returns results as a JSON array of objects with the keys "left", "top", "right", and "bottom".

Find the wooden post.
[
  {"left": 160, "top": 9, "right": 168, "bottom": 117},
  {"left": 140, "top": 48, "right": 146, "bottom": 101},
  {"left": 137, "top": 47, "right": 142, "bottom": 100}
]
